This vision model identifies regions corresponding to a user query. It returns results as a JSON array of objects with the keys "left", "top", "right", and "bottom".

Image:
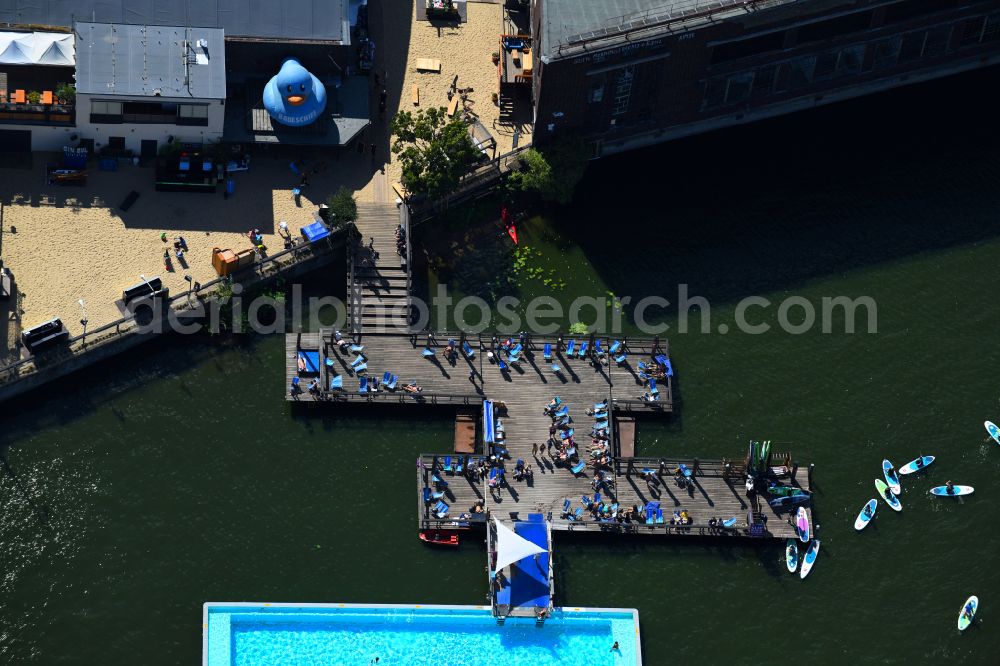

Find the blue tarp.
[
  {"left": 301, "top": 221, "right": 331, "bottom": 243},
  {"left": 483, "top": 400, "right": 495, "bottom": 445},
  {"left": 509, "top": 514, "right": 549, "bottom": 610}
]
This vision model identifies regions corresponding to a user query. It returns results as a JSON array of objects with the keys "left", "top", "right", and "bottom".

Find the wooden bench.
[
  {"left": 447, "top": 94, "right": 460, "bottom": 116},
  {"left": 415, "top": 58, "right": 442, "bottom": 73},
  {"left": 412, "top": 85, "right": 420, "bottom": 106}
]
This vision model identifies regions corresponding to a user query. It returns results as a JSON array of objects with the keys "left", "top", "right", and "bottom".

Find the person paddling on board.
[
  {"left": 946, "top": 480, "right": 955, "bottom": 495},
  {"left": 883, "top": 487, "right": 894, "bottom": 502},
  {"left": 915, "top": 455, "right": 925, "bottom": 469},
  {"left": 962, "top": 602, "right": 975, "bottom": 621},
  {"left": 863, "top": 504, "right": 873, "bottom": 518}
]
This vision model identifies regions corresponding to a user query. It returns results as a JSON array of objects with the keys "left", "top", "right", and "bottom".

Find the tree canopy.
[
  {"left": 390, "top": 107, "right": 479, "bottom": 200},
  {"left": 507, "top": 136, "right": 591, "bottom": 205}
]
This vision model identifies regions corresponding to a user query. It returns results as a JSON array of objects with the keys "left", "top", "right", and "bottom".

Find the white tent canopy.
[
  {"left": 0, "top": 31, "right": 75, "bottom": 67},
  {"left": 493, "top": 518, "right": 546, "bottom": 574}
]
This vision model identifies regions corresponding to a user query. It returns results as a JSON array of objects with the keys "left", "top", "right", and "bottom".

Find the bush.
[
  {"left": 326, "top": 187, "right": 358, "bottom": 227},
  {"left": 508, "top": 137, "right": 591, "bottom": 205},
  {"left": 56, "top": 83, "right": 76, "bottom": 104},
  {"left": 568, "top": 322, "right": 589, "bottom": 335},
  {"left": 27, "top": 90, "right": 41, "bottom": 104}
]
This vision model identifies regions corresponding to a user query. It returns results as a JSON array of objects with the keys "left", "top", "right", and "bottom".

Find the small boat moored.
[{"left": 419, "top": 530, "right": 460, "bottom": 547}]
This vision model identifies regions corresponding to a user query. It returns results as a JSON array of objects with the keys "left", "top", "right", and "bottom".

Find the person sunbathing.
[
  {"left": 297, "top": 356, "right": 306, "bottom": 372},
  {"left": 403, "top": 383, "right": 423, "bottom": 393}
]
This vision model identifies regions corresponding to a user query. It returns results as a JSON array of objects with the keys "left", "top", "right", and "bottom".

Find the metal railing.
[
  {"left": 0, "top": 234, "right": 340, "bottom": 387},
  {"left": 410, "top": 145, "right": 534, "bottom": 225}
]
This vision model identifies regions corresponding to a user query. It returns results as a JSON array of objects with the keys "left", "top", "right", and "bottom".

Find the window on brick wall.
[{"left": 872, "top": 35, "right": 902, "bottom": 69}]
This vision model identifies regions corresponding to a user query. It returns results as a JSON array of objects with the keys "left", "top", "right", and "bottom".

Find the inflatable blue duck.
[{"left": 263, "top": 58, "right": 327, "bottom": 127}]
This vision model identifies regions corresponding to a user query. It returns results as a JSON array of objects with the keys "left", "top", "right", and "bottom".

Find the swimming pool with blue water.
[{"left": 204, "top": 603, "right": 640, "bottom": 665}]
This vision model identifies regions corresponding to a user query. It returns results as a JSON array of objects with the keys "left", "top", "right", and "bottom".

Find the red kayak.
[
  {"left": 500, "top": 207, "right": 519, "bottom": 245},
  {"left": 419, "top": 530, "right": 460, "bottom": 547}
]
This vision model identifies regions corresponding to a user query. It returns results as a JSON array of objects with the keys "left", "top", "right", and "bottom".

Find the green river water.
[{"left": 2, "top": 68, "right": 1000, "bottom": 665}]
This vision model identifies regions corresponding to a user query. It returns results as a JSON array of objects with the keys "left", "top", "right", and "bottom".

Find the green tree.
[
  {"left": 509, "top": 136, "right": 591, "bottom": 205},
  {"left": 325, "top": 187, "right": 358, "bottom": 227},
  {"left": 390, "top": 107, "right": 478, "bottom": 199}
]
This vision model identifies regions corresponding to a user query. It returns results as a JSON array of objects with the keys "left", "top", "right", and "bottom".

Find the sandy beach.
[
  {"left": 378, "top": 1, "right": 515, "bottom": 190},
  {"left": 2, "top": 0, "right": 519, "bottom": 344},
  {"left": 2, "top": 149, "right": 375, "bottom": 337}
]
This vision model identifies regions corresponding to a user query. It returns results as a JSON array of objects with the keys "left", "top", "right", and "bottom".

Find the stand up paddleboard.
[
  {"left": 854, "top": 499, "right": 877, "bottom": 530},
  {"left": 875, "top": 479, "right": 901, "bottom": 511},
  {"left": 796, "top": 506, "right": 810, "bottom": 543},
  {"left": 786, "top": 539, "right": 799, "bottom": 573},
  {"left": 930, "top": 485, "right": 974, "bottom": 497},
  {"left": 958, "top": 596, "right": 978, "bottom": 631},
  {"left": 769, "top": 494, "right": 810, "bottom": 509},
  {"left": 898, "top": 456, "right": 935, "bottom": 475},
  {"left": 799, "top": 539, "right": 820, "bottom": 580},
  {"left": 768, "top": 484, "right": 809, "bottom": 497},
  {"left": 883, "top": 459, "right": 901, "bottom": 494},
  {"left": 986, "top": 421, "right": 1000, "bottom": 446}
]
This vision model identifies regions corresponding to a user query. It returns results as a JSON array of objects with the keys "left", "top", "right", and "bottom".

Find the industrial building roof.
[
  {"left": 540, "top": 0, "right": 797, "bottom": 61},
  {"left": 75, "top": 22, "right": 226, "bottom": 99},
  {"left": 0, "top": 0, "right": 349, "bottom": 44}
]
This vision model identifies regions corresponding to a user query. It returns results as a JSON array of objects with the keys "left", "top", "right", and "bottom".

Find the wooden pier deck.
[{"left": 286, "top": 330, "right": 813, "bottom": 541}]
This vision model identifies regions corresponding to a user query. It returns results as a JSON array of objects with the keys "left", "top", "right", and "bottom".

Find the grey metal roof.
[
  {"left": 0, "top": 0, "right": 350, "bottom": 44},
  {"left": 75, "top": 22, "right": 226, "bottom": 98},
  {"left": 540, "top": 0, "right": 801, "bottom": 60}
]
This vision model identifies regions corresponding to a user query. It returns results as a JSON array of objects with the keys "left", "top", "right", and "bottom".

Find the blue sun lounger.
[
  {"left": 572, "top": 507, "right": 584, "bottom": 520},
  {"left": 594, "top": 340, "right": 605, "bottom": 356},
  {"left": 358, "top": 376, "right": 368, "bottom": 393},
  {"left": 434, "top": 501, "right": 450, "bottom": 519},
  {"left": 382, "top": 371, "right": 392, "bottom": 384},
  {"left": 351, "top": 355, "right": 365, "bottom": 368},
  {"left": 353, "top": 362, "right": 368, "bottom": 375},
  {"left": 456, "top": 456, "right": 465, "bottom": 474},
  {"left": 582, "top": 495, "right": 592, "bottom": 507},
  {"left": 566, "top": 340, "right": 576, "bottom": 355},
  {"left": 571, "top": 460, "right": 586, "bottom": 475},
  {"left": 649, "top": 378, "right": 659, "bottom": 397},
  {"left": 593, "top": 400, "right": 608, "bottom": 410},
  {"left": 609, "top": 340, "right": 622, "bottom": 355},
  {"left": 554, "top": 406, "right": 569, "bottom": 418},
  {"left": 330, "top": 375, "right": 343, "bottom": 390},
  {"left": 442, "top": 456, "right": 454, "bottom": 473},
  {"left": 422, "top": 347, "right": 435, "bottom": 357},
  {"left": 498, "top": 359, "right": 508, "bottom": 371},
  {"left": 562, "top": 498, "right": 572, "bottom": 515},
  {"left": 551, "top": 364, "right": 561, "bottom": 373},
  {"left": 386, "top": 374, "right": 399, "bottom": 390},
  {"left": 350, "top": 344, "right": 364, "bottom": 353},
  {"left": 508, "top": 352, "right": 520, "bottom": 364},
  {"left": 462, "top": 341, "right": 475, "bottom": 358},
  {"left": 614, "top": 353, "right": 627, "bottom": 365},
  {"left": 656, "top": 508, "right": 664, "bottom": 524},
  {"left": 432, "top": 474, "right": 448, "bottom": 487},
  {"left": 543, "top": 343, "right": 552, "bottom": 361},
  {"left": 423, "top": 487, "right": 445, "bottom": 502},
  {"left": 578, "top": 340, "right": 588, "bottom": 358},
  {"left": 510, "top": 343, "right": 523, "bottom": 357},
  {"left": 324, "top": 357, "right": 335, "bottom": 369}
]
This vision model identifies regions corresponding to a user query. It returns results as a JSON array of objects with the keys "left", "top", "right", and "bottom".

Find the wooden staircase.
[{"left": 349, "top": 202, "right": 412, "bottom": 334}]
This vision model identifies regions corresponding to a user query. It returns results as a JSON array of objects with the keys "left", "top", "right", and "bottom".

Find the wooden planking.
[
  {"left": 282, "top": 333, "right": 816, "bottom": 539},
  {"left": 454, "top": 411, "right": 476, "bottom": 453},
  {"left": 417, "top": 454, "right": 487, "bottom": 529},
  {"left": 616, "top": 416, "right": 635, "bottom": 458}
]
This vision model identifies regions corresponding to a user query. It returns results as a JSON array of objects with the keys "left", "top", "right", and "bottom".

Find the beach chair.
[
  {"left": 434, "top": 501, "right": 450, "bottom": 519},
  {"left": 423, "top": 487, "right": 444, "bottom": 503},
  {"left": 573, "top": 507, "right": 584, "bottom": 520},
  {"left": 510, "top": 343, "right": 523, "bottom": 357},
  {"left": 462, "top": 341, "right": 475, "bottom": 358},
  {"left": 354, "top": 362, "right": 368, "bottom": 375},
  {"left": 358, "top": 377, "right": 369, "bottom": 394},
  {"left": 422, "top": 347, "right": 435, "bottom": 357},
  {"left": 562, "top": 498, "right": 572, "bottom": 516},
  {"left": 593, "top": 400, "right": 608, "bottom": 410},
  {"left": 350, "top": 344, "right": 364, "bottom": 353},
  {"left": 656, "top": 508, "right": 665, "bottom": 524},
  {"left": 649, "top": 378, "right": 659, "bottom": 397},
  {"left": 330, "top": 376, "right": 343, "bottom": 390},
  {"left": 570, "top": 460, "right": 586, "bottom": 475},
  {"left": 566, "top": 340, "right": 576, "bottom": 355},
  {"left": 498, "top": 359, "right": 508, "bottom": 372},
  {"left": 609, "top": 340, "right": 622, "bottom": 355},
  {"left": 508, "top": 353, "right": 520, "bottom": 365},
  {"left": 382, "top": 371, "right": 392, "bottom": 385},
  {"left": 351, "top": 355, "right": 365, "bottom": 368},
  {"left": 291, "top": 377, "right": 300, "bottom": 388},
  {"left": 560, "top": 428, "right": 574, "bottom": 440},
  {"left": 386, "top": 375, "right": 399, "bottom": 390},
  {"left": 578, "top": 340, "right": 589, "bottom": 358},
  {"left": 551, "top": 364, "right": 561, "bottom": 373},
  {"left": 594, "top": 340, "right": 605, "bottom": 356},
  {"left": 662, "top": 358, "right": 674, "bottom": 377},
  {"left": 324, "top": 357, "right": 335, "bottom": 369},
  {"left": 581, "top": 495, "right": 592, "bottom": 507},
  {"left": 543, "top": 343, "right": 552, "bottom": 361},
  {"left": 432, "top": 474, "right": 449, "bottom": 488},
  {"left": 442, "top": 456, "right": 454, "bottom": 473},
  {"left": 554, "top": 406, "right": 569, "bottom": 418},
  {"left": 614, "top": 353, "right": 627, "bottom": 365},
  {"left": 456, "top": 456, "right": 465, "bottom": 474}
]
